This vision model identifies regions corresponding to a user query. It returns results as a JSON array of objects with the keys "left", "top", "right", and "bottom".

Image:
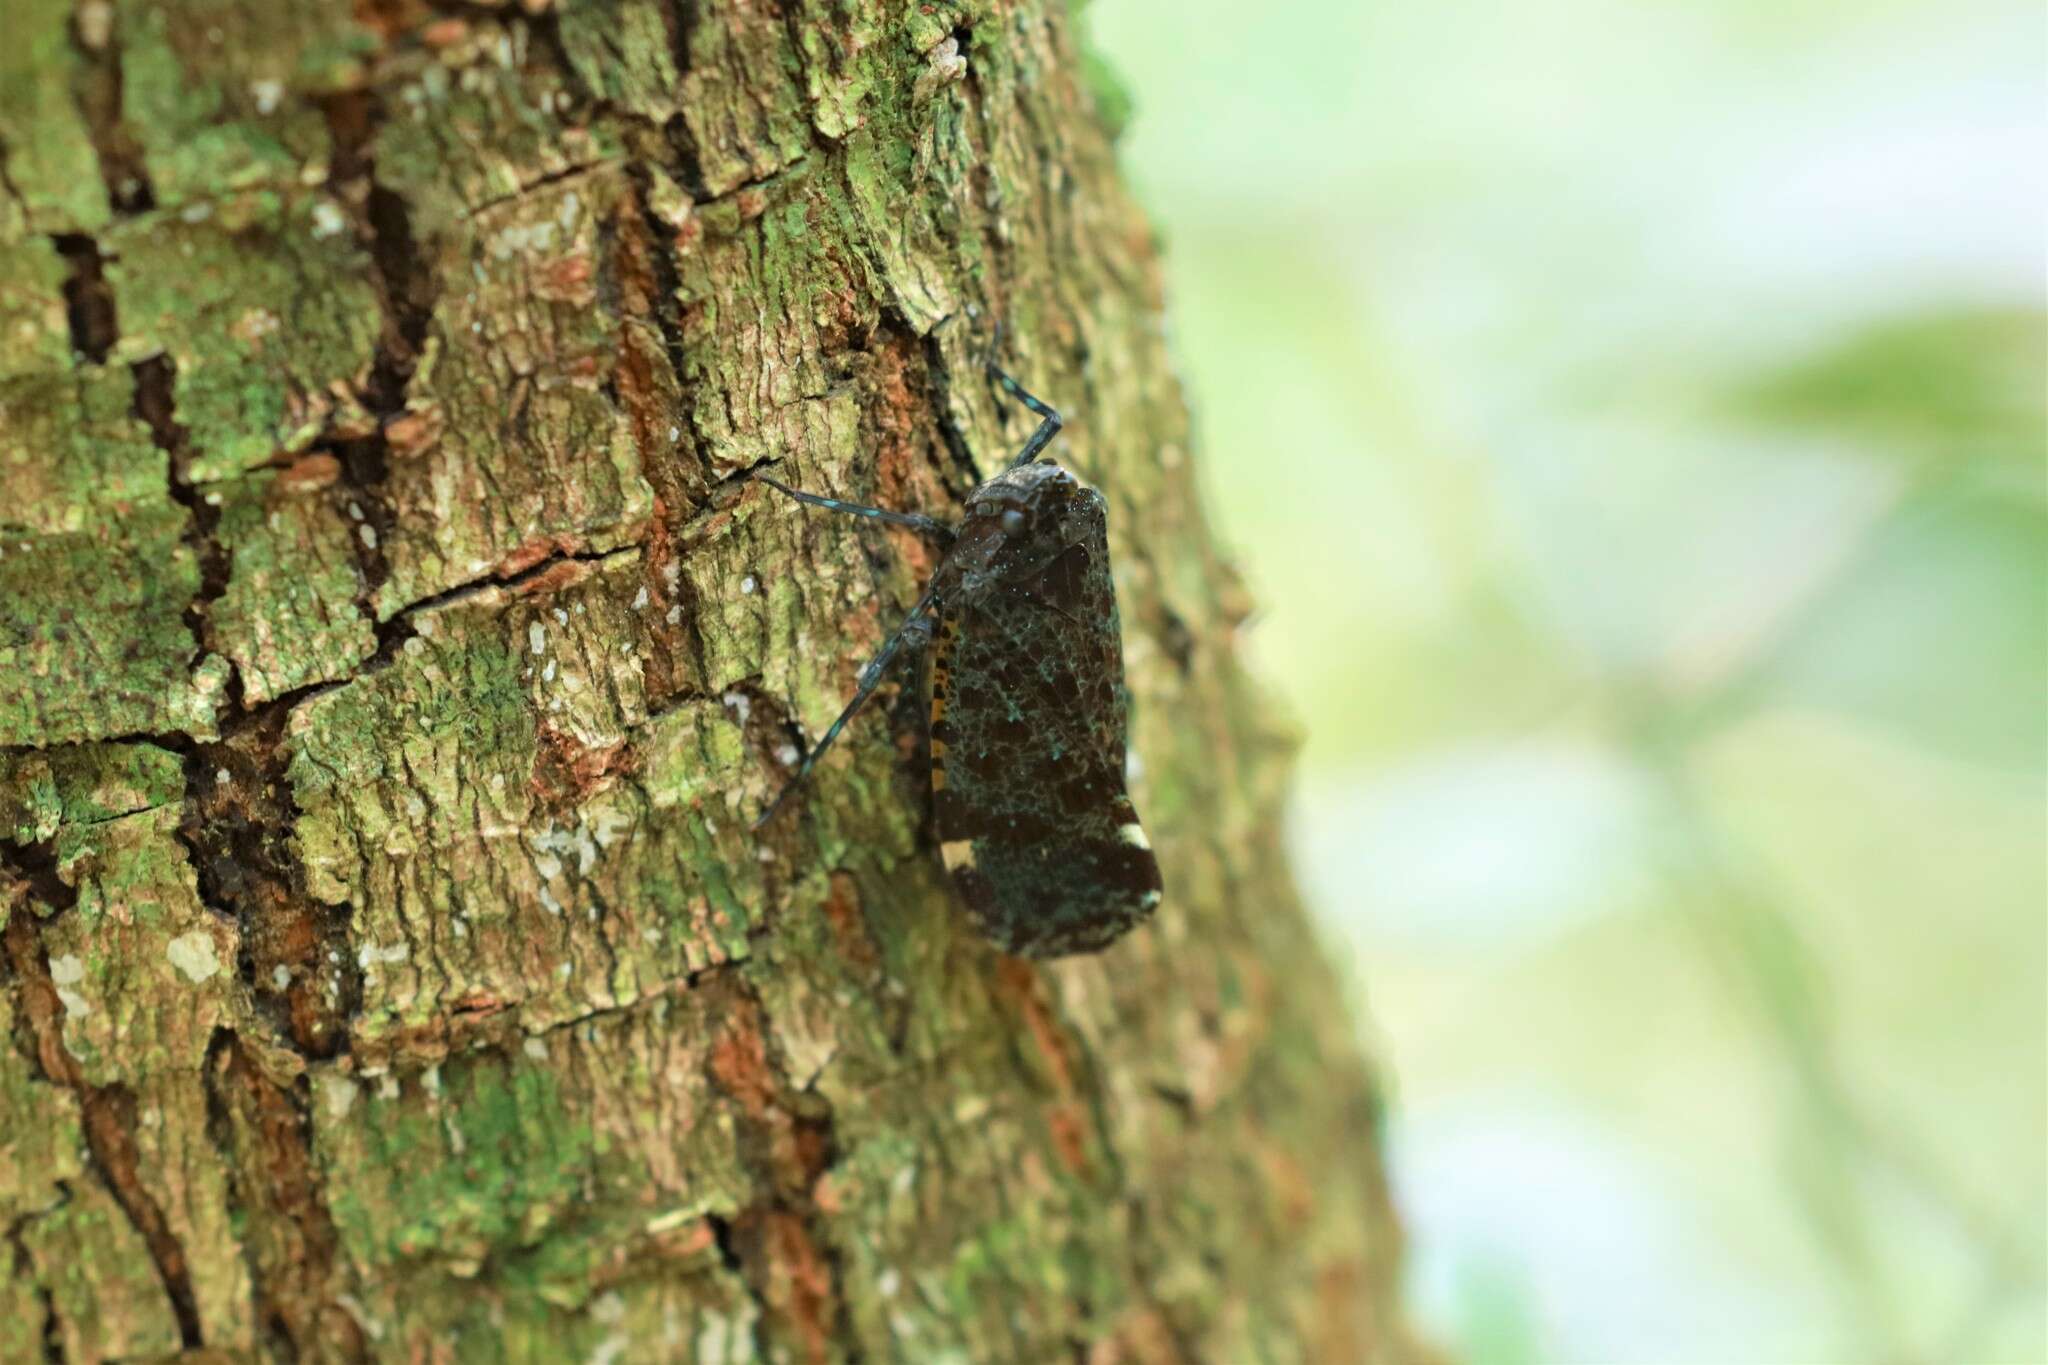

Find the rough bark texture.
[{"left": 0, "top": 2, "right": 1422, "bottom": 1361}]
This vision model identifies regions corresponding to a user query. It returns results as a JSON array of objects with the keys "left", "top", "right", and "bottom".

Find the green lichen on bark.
[{"left": 0, "top": 2, "right": 1424, "bottom": 1361}]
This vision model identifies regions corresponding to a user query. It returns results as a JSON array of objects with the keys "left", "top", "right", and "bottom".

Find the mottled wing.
[{"left": 929, "top": 499, "right": 1162, "bottom": 956}]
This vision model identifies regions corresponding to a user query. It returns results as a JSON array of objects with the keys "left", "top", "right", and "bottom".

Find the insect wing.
[{"left": 930, "top": 500, "right": 1162, "bottom": 956}]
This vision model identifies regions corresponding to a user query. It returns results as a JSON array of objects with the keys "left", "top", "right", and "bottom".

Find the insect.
[{"left": 752, "top": 342, "right": 1162, "bottom": 957}]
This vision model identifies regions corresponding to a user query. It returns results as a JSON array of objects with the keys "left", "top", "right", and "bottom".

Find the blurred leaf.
[{"left": 1731, "top": 308, "right": 2047, "bottom": 483}]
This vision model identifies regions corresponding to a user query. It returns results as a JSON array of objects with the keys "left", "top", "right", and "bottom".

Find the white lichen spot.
[
  {"left": 592, "top": 1292, "right": 625, "bottom": 1325},
  {"left": 56, "top": 988, "right": 92, "bottom": 1019},
  {"left": 166, "top": 930, "right": 221, "bottom": 983},
  {"left": 878, "top": 1269, "right": 901, "bottom": 1299},
  {"left": 542, "top": 659, "right": 557, "bottom": 683},
  {"left": 347, "top": 501, "right": 365, "bottom": 522},
  {"left": 355, "top": 941, "right": 409, "bottom": 969},
  {"left": 75, "top": 1, "right": 112, "bottom": 50},
  {"left": 321, "top": 1074, "right": 358, "bottom": 1119},
  {"left": 204, "top": 490, "right": 223, "bottom": 507},
  {"left": 422, "top": 1065, "right": 442, "bottom": 1097},
  {"left": 588, "top": 1334, "right": 630, "bottom": 1365},
  {"left": 644, "top": 1207, "right": 693, "bottom": 1235},
  {"left": 697, "top": 1315, "right": 734, "bottom": 1361},
  {"left": 557, "top": 962, "right": 573, "bottom": 980},
  {"left": 632, "top": 585, "right": 649, "bottom": 610},
  {"left": 664, "top": 605, "right": 682, "bottom": 625},
  {"left": 539, "top": 885, "right": 562, "bottom": 917},
  {"left": 661, "top": 562, "right": 681, "bottom": 588},
  {"left": 378, "top": 1074, "right": 399, "bottom": 1100},
  {"left": 776, "top": 744, "right": 800, "bottom": 768},
  {"left": 311, "top": 200, "right": 348, "bottom": 239},
  {"left": 215, "top": 768, "right": 231, "bottom": 785},
  {"left": 523, "top": 1036, "right": 548, "bottom": 1061},
  {"left": 553, "top": 607, "right": 569, "bottom": 626},
  {"left": 415, "top": 614, "right": 436, "bottom": 637},
  {"left": 490, "top": 772, "right": 507, "bottom": 793},
  {"left": 271, "top": 965, "right": 292, "bottom": 990},
  {"left": 358, "top": 524, "right": 378, "bottom": 550},
  {"left": 740, "top": 575, "right": 756, "bottom": 594},
  {"left": 529, "top": 621, "right": 547, "bottom": 655},
  {"left": 925, "top": 34, "right": 967, "bottom": 83},
  {"left": 50, "top": 954, "right": 84, "bottom": 986},
  {"left": 403, "top": 636, "right": 426, "bottom": 657},
  {"left": 250, "top": 77, "right": 284, "bottom": 113}
]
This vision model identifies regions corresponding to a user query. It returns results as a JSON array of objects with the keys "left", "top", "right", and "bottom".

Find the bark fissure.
[
  {"left": 321, "top": 90, "right": 432, "bottom": 622},
  {"left": 202, "top": 1029, "right": 366, "bottom": 1362},
  {"left": 4, "top": 1200, "right": 68, "bottom": 1365},
  {"left": 50, "top": 234, "right": 115, "bottom": 363},
  {"left": 133, "top": 353, "right": 232, "bottom": 677},
  {"left": 3, "top": 914, "right": 203, "bottom": 1349},
  {"left": 65, "top": 0, "right": 153, "bottom": 216},
  {"left": 178, "top": 705, "right": 359, "bottom": 1060},
  {"left": 704, "top": 976, "right": 853, "bottom": 1365},
  {"left": 0, "top": 835, "right": 79, "bottom": 920}
]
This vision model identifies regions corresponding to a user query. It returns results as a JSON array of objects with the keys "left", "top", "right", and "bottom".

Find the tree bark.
[{"left": 0, "top": 2, "right": 1424, "bottom": 1360}]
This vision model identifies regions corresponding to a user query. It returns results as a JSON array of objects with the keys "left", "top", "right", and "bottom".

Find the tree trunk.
[{"left": 0, "top": 2, "right": 1423, "bottom": 1360}]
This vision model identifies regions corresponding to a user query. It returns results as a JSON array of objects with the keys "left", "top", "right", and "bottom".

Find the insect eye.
[{"left": 1000, "top": 509, "right": 1026, "bottom": 535}]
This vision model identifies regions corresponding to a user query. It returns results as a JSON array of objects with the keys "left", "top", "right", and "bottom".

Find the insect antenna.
[
  {"left": 753, "top": 466, "right": 955, "bottom": 541},
  {"left": 986, "top": 325, "right": 1063, "bottom": 467}
]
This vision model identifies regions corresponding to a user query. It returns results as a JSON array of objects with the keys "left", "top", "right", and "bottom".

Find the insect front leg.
[{"left": 754, "top": 587, "right": 942, "bottom": 829}]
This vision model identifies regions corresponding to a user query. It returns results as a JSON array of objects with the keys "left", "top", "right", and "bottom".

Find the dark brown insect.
[{"left": 753, "top": 346, "right": 1162, "bottom": 956}]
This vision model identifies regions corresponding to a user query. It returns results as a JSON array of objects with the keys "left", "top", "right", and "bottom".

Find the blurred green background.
[{"left": 1083, "top": 0, "right": 2046, "bottom": 1360}]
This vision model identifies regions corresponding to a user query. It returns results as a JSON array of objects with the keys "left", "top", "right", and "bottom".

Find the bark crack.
[
  {"left": 65, "top": 0, "right": 154, "bottom": 216},
  {"left": 133, "top": 354, "right": 232, "bottom": 680},
  {"left": 4, "top": 1194, "right": 70, "bottom": 1365},
  {"left": 50, "top": 234, "right": 116, "bottom": 363},
  {"left": 321, "top": 90, "right": 435, "bottom": 627},
  {"left": 202, "top": 1028, "right": 366, "bottom": 1362},
  {"left": 702, "top": 975, "right": 854, "bottom": 1365},
  {"left": 2, "top": 911, "right": 203, "bottom": 1349},
  {"left": 177, "top": 701, "right": 359, "bottom": 1061}
]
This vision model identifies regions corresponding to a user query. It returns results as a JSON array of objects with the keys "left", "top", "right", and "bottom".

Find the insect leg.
[
  {"left": 987, "top": 357, "right": 1063, "bottom": 468},
  {"left": 754, "top": 588, "right": 941, "bottom": 829},
  {"left": 754, "top": 471, "right": 954, "bottom": 541}
]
